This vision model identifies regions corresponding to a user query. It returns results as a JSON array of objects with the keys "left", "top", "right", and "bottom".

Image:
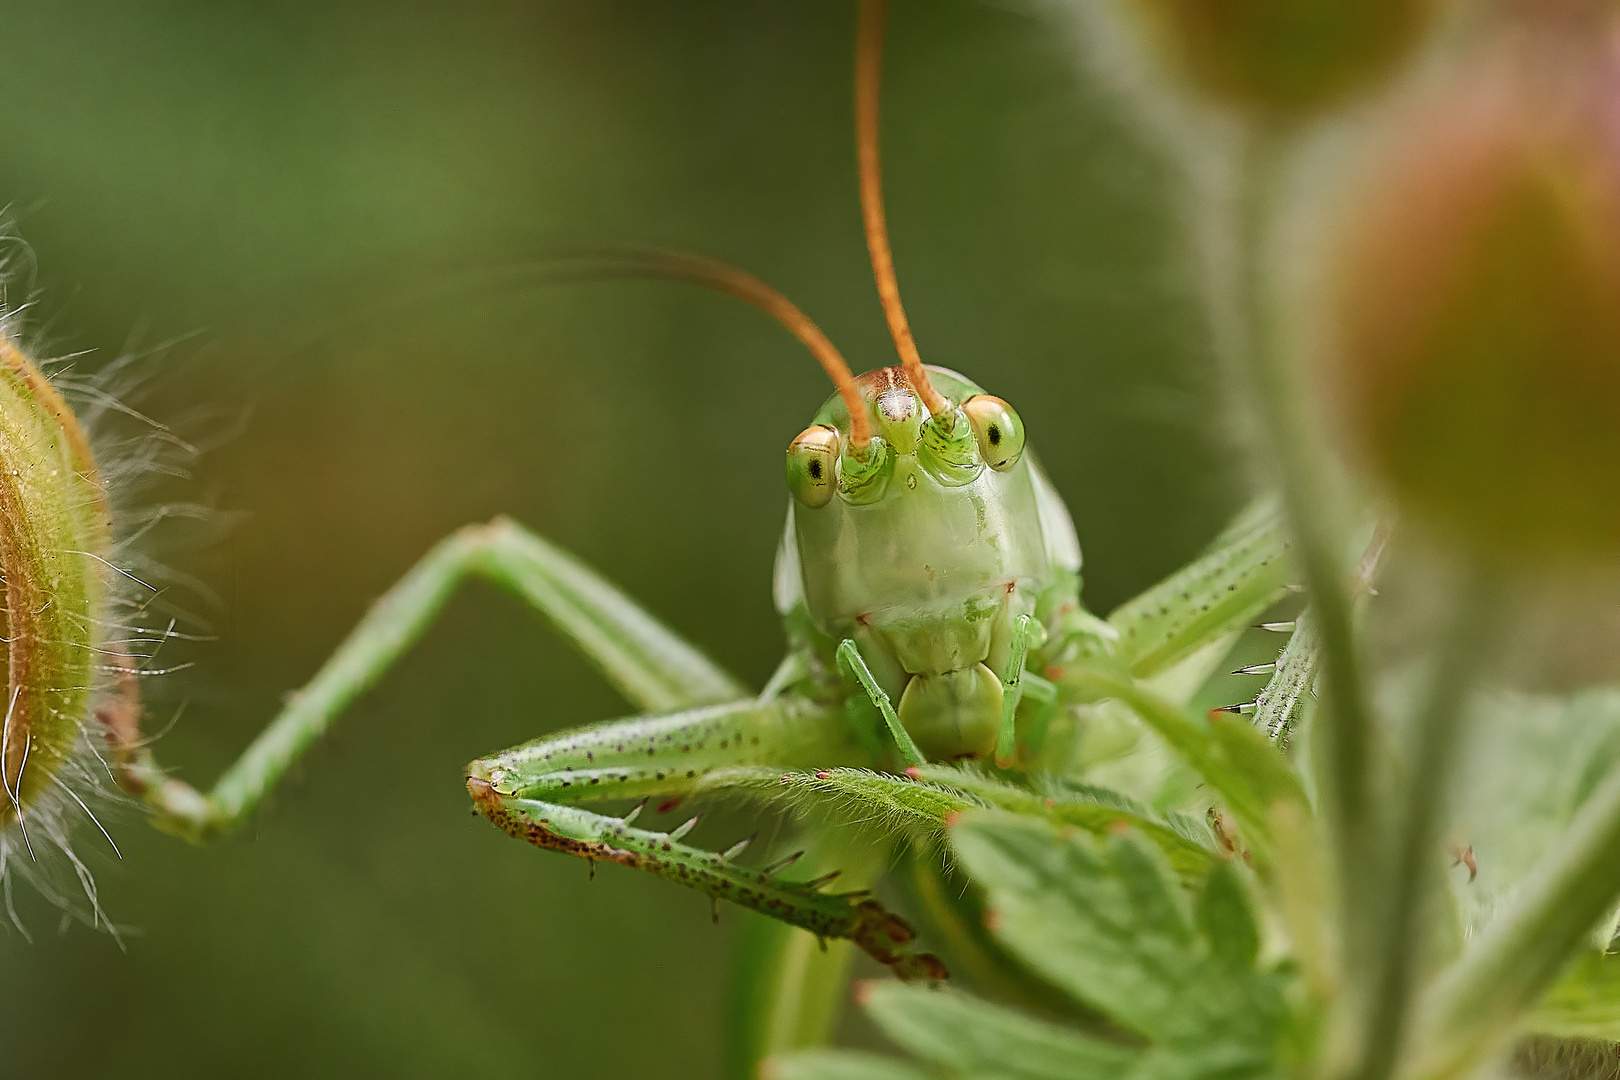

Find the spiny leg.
[
  {"left": 465, "top": 696, "right": 942, "bottom": 979},
  {"left": 109, "top": 516, "right": 746, "bottom": 841}
]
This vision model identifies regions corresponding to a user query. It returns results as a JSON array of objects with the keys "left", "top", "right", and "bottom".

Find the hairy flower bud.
[
  {"left": 1115, "top": 0, "right": 1439, "bottom": 115},
  {"left": 1326, "top": 22, "right": 1620, "bottom": 558},
  {"left": 0, "top": 335, "right": 112, "bottom": 825}
]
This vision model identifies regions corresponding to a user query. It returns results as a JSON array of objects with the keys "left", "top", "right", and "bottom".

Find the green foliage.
[
  {"left": 771, "top": 674, "right": 1620, "bottom": 1080},
  {"left": 857, "top": 982, "right": 1137, "bottom": 1080},
  {"left": 778, "top": 814, "right": 1286, "bottom": 1080},
  {"left": 1449, "top": 688, "right": 1620, "bottom": 938},
  {"left": 950, "top": 816, "right": 1282, "bottom": 1061}
]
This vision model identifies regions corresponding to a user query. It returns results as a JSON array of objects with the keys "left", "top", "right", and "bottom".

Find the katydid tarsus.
[{"left": 33, "top": 0, "right": 1302, "bottom": 1032}]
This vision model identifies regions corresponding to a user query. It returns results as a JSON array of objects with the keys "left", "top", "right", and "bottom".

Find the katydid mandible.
[{"left": 92, "top": 0, "right": 1299, "bottom": 983}]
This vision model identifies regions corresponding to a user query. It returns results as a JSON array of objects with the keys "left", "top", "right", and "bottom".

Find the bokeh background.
[{"left": 0, "top": 2, "right": 1245, "bottom": 1075}]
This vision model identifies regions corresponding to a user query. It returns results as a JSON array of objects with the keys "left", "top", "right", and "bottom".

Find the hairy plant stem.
[
  {"left": 1210, "top": 118, "right": 1383, "bottom": 1061},
  {"left": 1361, "top": 573, "right": 1503, "bottom": 1080}
]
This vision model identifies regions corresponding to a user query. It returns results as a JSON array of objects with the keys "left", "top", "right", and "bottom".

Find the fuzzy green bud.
[{"left": 0, "top": 337, "right": 111, "bottom": 820}]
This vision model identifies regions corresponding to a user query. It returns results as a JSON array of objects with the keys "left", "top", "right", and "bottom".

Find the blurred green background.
[{"left": 0, "top": 1, "right": 1238, "bottom": 1075}]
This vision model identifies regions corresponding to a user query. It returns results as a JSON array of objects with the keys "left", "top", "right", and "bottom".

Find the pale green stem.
[
  {"left": 1359, "top": 573, "right": 1502, "bottom": 1080},
  {"left": 1217, "top": 119, "right": 1382, "bottom": 1031},
  {"left": 728, "top": 833, "right": 892, "bottom": 1078}
]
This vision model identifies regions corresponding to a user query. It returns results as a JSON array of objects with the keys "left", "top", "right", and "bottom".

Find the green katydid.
[{"left": 21, "top": 0, "right": 1300, "bottom": 1016}]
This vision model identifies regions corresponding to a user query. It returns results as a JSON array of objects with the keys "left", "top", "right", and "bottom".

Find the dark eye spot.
[
  {"left": 987, "top": 424, "right": 1002, "bottom": 446},
  {"left": 808, "top": 459, "right": 823, "bottom": 481}
]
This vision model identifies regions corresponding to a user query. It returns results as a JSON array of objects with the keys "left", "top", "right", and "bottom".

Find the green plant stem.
[
  {"left": 1360, "top": 573, "right": 1502, "bottom": 1080},
  {"left": 1217, "top": 118, "right": 1381, "bottom": 1032},
  {"left": 727, "top": 834, "right": 889, "bottom": 1079}
]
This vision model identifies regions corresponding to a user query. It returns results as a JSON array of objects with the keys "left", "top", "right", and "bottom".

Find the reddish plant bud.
[
  {"left": 0, "top": 335, "right": 112, "bottom": 822},
  {"left": 1118, "top": 0, "right": 1439, "bottom": 114},
  {"left": 1327, "top": 23, "right": 1620, "bottom": 559}
]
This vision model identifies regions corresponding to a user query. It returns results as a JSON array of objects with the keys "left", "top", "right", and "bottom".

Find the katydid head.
[
  {"left": 784, "top": 362, "right": 1069, "bottom": 624},
  {"left": 785, "top": 367, "right": 1027, "bottom": 509}
]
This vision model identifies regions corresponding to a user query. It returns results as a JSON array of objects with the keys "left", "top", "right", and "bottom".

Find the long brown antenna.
[
  {"left": 856, "top": 0, "right": 948, "bottom": 419},
  {"left": 569, "top": 248, "right": 873, "bottom": 448}
]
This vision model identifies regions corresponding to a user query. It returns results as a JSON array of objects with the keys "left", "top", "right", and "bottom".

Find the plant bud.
[
  {"left": 1326, "top": 23, "right": 1620, "bottom": 559},
  {"left": 1115, "top": 0, "right": 1438, "bottom": 115},
  {"left": 0, "top": 336, "right": 112, "bottom": 823}
]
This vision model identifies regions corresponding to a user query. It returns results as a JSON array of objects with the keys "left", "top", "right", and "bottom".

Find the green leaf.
[
  {"left": 1197, "top": 861, "right": 1260, "bottom": 972},
  {"left": 948, "top": 812, "right": 1284, "bottom": 1065},
  {"left": 1399, "top": 687, "right": 1620, "bottom": 1076},
  {"left": 768, "top": 1050, "right": 934, "bottom": 1080},
  {"left": 1416, "top": 759, "right": 1620, "bottom": 1079},
  {"left": 1525, "top": 950, "right": 1620, "bottom": 1041},
  {"left": 1205, "top": 711, "right": 1310, "bottom": 847},
  {"left": 1449, "top": 687, "right": 1620, "bottom": 938},
  {"left": 859, "top": 981, "right": 1139, "bottom": 1080}
]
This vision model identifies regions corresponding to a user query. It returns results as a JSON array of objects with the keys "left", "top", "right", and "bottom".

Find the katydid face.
[{"left": 782, "top": 364, "right": 1081, "bottom": 760}]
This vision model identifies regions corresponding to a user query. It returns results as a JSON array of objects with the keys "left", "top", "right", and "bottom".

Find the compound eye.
[
  {"left": 786, "top": 424, "right": 840, "bottom": 508},
  {"left": 962, "top": 395, "right": 1025, "bottom": 471}
]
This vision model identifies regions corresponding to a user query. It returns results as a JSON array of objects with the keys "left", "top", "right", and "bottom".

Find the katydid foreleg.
[{"left": 465, "top": 700, "right": 941, "bottom": 978}]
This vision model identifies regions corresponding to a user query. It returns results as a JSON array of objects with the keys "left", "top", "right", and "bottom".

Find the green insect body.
[{"left": 783, "top": 364, "right": 1080, "bottom": 763}]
